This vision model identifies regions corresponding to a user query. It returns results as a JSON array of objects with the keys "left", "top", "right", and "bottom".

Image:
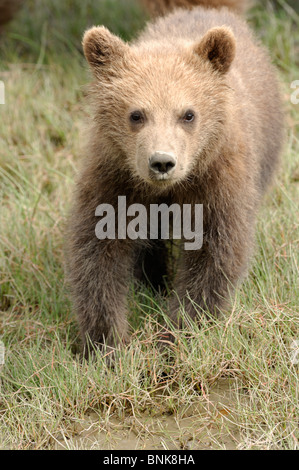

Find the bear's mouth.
[
  {"left": 152, "top": 173, "right": 171, "bottom": 181},
  {"left": 146, "top": 173, "right": 178, "bottom": 189}
]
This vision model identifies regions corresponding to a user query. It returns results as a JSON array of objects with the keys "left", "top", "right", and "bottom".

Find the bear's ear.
[
  {"left": 82, "top": 26, "right": 128, "bottom": 75},
  {"left": 194, "top": 27, "right": 236, "bottom": 74}
]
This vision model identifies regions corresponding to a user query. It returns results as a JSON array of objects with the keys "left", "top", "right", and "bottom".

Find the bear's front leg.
[
  {"left": 67, "top": 234, "right": 134, "bottom": 357},
  {"left": 169, "top": 198, "right": 256, "bottom": 324}
]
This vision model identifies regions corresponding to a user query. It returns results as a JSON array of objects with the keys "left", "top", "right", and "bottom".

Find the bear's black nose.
[{"left": 149, "top": 152, "right": 176, "bottom": 175}]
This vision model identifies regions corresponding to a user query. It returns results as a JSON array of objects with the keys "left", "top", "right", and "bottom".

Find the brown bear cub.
[{"left": 66, "top": 0, "right": 283, "bottom": 354}]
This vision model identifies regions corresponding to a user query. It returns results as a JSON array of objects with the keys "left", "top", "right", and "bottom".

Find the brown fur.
[
  {"left": 140, "top": 0, "right": 248, "bottom": 16},
  {"left": 66, "top": 4, "right": 283, "bottom": 354},
  {"left": 0, "top": 0, "right": 24, "bottom": 28}
]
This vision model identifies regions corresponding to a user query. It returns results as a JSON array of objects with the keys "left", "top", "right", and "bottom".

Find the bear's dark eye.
[
  {"left": 183, "top": 111, "right": 195, "bottom": 123},
  {"left": 130, "top": 111, "right": 144, "bottom": 124}
]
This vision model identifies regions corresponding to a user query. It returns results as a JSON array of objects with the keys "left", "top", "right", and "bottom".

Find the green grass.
[{"left": 0, "top": 0, "right": 298, "bottom": 450}]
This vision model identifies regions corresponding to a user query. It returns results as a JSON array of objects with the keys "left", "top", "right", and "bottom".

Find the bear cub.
[{"left": 66, "top": 3, "right": 283, "bottom": 354}]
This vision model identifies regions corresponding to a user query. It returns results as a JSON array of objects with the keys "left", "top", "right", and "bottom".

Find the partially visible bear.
[
  {"left": 140, "top": 0, "right": 248, "bottom": 17},
  {"left": 66, "top": 0, "right": 283, "bottom": 354},
  {"left": 0, "top": 0, "right": 24, "bottom": 29}
]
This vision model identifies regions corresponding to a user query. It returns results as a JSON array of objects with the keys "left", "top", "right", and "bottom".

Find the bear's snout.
[{"left": 149, "top": 151, "right": 177, "bottom": 178}]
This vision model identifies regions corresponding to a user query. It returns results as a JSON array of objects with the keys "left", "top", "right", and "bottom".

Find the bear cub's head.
[{"left": 83, "top": 25, "right": 236, "bottom": 190}]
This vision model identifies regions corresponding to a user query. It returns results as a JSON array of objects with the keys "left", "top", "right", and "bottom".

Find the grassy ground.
[{"left": 0, "top": 0, "right": 298, "bottom": 450}]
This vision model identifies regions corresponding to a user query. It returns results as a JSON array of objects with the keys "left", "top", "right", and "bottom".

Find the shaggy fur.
[
  {"left": 66, "top": 2, "right": 283, "bottom": 353},
  {"left": 140, "top": 0, "right": 248, "bottom": 16}
]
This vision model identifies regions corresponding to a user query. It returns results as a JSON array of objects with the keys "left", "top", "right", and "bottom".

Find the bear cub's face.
[{"left": 83, "top": 26, "right": 236, "bottom": 189}]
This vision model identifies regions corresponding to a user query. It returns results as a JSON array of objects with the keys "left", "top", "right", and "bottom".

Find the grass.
[{"left": 0, "top": 0, "right": 298, "bottom": 450}]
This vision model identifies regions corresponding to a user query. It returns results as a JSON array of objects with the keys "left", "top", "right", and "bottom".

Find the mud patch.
[{"left": 54, "top": 379, "right": 242, "bottom": 450}]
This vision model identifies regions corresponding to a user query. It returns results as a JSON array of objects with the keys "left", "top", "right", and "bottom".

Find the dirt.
[{"left": 53, "top": 378, "right": 243, "bottom": 450}]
